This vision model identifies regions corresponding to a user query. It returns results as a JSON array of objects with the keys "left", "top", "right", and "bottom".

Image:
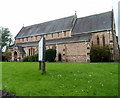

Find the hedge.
[
  {"left": 90, "top": 45, "right": 112, "bottom": 62},
  {"left": 23, "top": 49, "right": 56, "bottom": 62},
  {"left": 46, "top": 49, "right": 56, "bottom": 62}
]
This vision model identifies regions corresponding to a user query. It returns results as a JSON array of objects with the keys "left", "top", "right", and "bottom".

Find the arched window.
[
  {"left": 97, "top": 36, "right": 99, "bottom": 45},
  {"left": 29, "top": 49, "right": 30, "bottom": 56},
  {"left": 52, "top": 33, "right": 53, "bottom": 38},
  {"left": 103, "top": 35, "right": 105, "bottom": 46},
  {"left": 64, "top": 31, "right": 66, "bottom": 36},
  {"left": 58, "top": 33, "right": 59, "bottom": 37},
  {"left": 26, "top": 37, "right": 28, "bottom": 41},
  {"left": 14, "top": 51, "right": 17, "bottom": 62},
  {"left": 58, "top": 53, "right": 62, "bottom": 62},
  {"left": 33, "top": 49, "right": 35, "bottom": 55}
]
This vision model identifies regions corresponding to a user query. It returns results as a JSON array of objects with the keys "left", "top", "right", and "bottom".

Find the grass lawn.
[{"left": 1, "top": 62, "right": 118, "bottom": 96}]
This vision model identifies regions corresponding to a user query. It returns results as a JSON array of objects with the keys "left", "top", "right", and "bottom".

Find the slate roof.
[
  {"left": 72, "top": 11, "right": 112, "bottom": 35},
  {"left": 18, "top": 46, "right": 25, "bottom": 54},
  {"left": 16, "top": 35, "right": 91, "bottom": 47},
  {"left": 15, "top": 15, "right": 76, "bottom": 39}
]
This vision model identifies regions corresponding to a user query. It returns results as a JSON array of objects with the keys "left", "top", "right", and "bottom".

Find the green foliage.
[
  {"left": 90, "top": 45, "right": 112, "bottom": 62},
  {"left": 23, "top": 49, "right": 56, "bottom": 62},
  {"left": 46, "top": 49, "right": 56, "bottom": 62},
  {"left": 28, "top": 56, "right": 35, "bottom": 62},
  {"left": 23, "top": 54, "right": 38, "bottom": 62},
  {"left": 2, "top": 62, "right": 118, "bottom": 96},
  {"left": 2, "top": 50, "right": 12, "bottom": 62},
  {"left": 0, "top": 27, "right": 13, "bottom": 51},
  {"left": 34, "top": 54, "right": 38, "bottom": 62},
  {"left": 23, "top": 56, "right": 29, "bottom": 62}
]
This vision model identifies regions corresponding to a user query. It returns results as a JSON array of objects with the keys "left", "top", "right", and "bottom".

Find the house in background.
[{"left": 9, "top": 11, "right": 119, "bottom": 62}]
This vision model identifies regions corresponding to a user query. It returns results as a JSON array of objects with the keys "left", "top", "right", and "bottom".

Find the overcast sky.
[{"left": 0, "top": 0, "right": 119, "bottom": 39}]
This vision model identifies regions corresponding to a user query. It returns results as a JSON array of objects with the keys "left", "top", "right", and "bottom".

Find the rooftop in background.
[
  {"left": 15, "top": 11, "right": 113, "bottom": 39},
  {"left": 15, "top": 15, "right": 76, "bottom": 39},
  {"left": 72, "top": 11, "right": 112, "bottom": 35}
]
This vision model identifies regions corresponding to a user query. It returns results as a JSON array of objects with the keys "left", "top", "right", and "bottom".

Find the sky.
[
  {"left": 0, "top": 0, "right": 119, "bottom": 40},
  {"left": 118, "top": 1, "right": 120, "bottom": 46}
]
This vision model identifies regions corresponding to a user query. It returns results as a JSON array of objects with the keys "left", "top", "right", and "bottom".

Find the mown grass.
[
  {"left": 0, "top": 62, "right": 2, "bottom": 90},
  {"left": 2, "top": 62, "right": 118, "bottom": 96}
]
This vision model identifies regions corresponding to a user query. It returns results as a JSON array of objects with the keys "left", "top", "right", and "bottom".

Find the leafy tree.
[
  {"left": 0, "top": 27, "right": 13, "bottom": 51},
  {"left": 46, "top": 49, "right": 56, "bottom": 62},
  {"left": 2, "top": 50, "right": 12, "bottom": 62},
  {"left": 90, "top": 45, "right": 111, "bottom": 62}
]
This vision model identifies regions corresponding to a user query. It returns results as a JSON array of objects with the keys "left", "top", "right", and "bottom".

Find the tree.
[
  {"left": 0, "top": 27, "right": 13, "bottom": 51},
  {"left": 46, "top": 49, "right": 56, "bottom": 62},
  {"left": 2, "top": 50, "right": 12, "bottom": 62},
  {"left": 90, "top": 45, "right": 112, "bottom": 62}
]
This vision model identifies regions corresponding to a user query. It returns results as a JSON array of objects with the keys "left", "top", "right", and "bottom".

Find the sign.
[{"left": 38, "top": 35, "right": 45, "bottom": 62}]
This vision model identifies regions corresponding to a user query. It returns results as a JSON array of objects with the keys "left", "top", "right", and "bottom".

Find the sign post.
[{"left": 38, "top": 35, "right": 46, "bottom": 74}]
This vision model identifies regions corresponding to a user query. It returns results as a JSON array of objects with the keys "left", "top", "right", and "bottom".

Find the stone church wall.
[{"left": 55, "top": 41, "right": 90, "bottom": 62}]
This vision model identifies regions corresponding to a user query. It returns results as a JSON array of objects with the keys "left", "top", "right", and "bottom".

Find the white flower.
[
  {"left": 75, "top": 91, "right": 78, "bottom": 92},
  {"left": 58, "top": 74, "right": 62, "bottom": 78},
  {"left": 110, "top": 73, "right": 112, "bottom": 75},
  {"left": 90, "top": 86, "right": 92, "bottom": 88},
  {"left": 89, "top": 75, "right": 92, "bottom": 77},
  {"left": 88, "top": 81, "right": 90, "bottom": 83}
]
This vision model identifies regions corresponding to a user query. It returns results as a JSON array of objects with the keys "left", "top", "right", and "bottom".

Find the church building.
[{"left": 9, "top": 11, "right": 119, "bottom": 62}]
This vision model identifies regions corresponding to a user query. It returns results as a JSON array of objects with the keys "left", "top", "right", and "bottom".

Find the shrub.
[
  {"left": 23, "top": 56, "right": 29, "bottom": 62},
  {"left": 23, "top": 49, "right": 56, "bottom": 62},
  {"left": 23, "top": 54, "right": 38, "bottom": 62},
  {"left": 46, "top": 49, "right": 56, "bottom": 62},
  {"left": 2, "top": 51, "right": 12, "bottom": 62},
  {"left": 90, "top": 45, "right": 111, "bottom": 62},
  {"left": 28, "top": 56, "right": 34, "bottom": 62},
  {"left": 34, "top": 54, "right": 38, "bottom": 62}
]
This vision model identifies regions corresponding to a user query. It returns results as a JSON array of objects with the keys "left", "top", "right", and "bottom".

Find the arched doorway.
[
  {"left": 14, "top": 51, "right": 17, "bottom": 62},
  {"left": 58, "top": 53, "right": 62, "bottom": 62}
]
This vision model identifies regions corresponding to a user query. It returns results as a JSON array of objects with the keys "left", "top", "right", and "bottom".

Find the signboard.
[{"left": 38, "top": 35, "right": 45, "bottom": 62}]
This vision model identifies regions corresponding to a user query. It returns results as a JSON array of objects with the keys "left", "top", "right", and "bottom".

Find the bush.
[
  {"left": 23, "top": 49, "right": 56, "bottom": 62},
  {"left": 23, "top": 56, "right": 29, "bottom": 62},
  {"left": 28, "top": 56, "right": 34, "bottom": 62},
  {"left": 46, "top": 49, "right": 56, "bottom": 62},
  {"left": 90, "top": 45, "right": 111, "bottom": 62},
  {"left": 34, "top": 54, "right": 38, "bottom": 62},
  {"left": 2, "top": 51, "right": 12, "bottom": 62},
  {"left": 23, "top": 54, "right": 38, "bottom": 62}
]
